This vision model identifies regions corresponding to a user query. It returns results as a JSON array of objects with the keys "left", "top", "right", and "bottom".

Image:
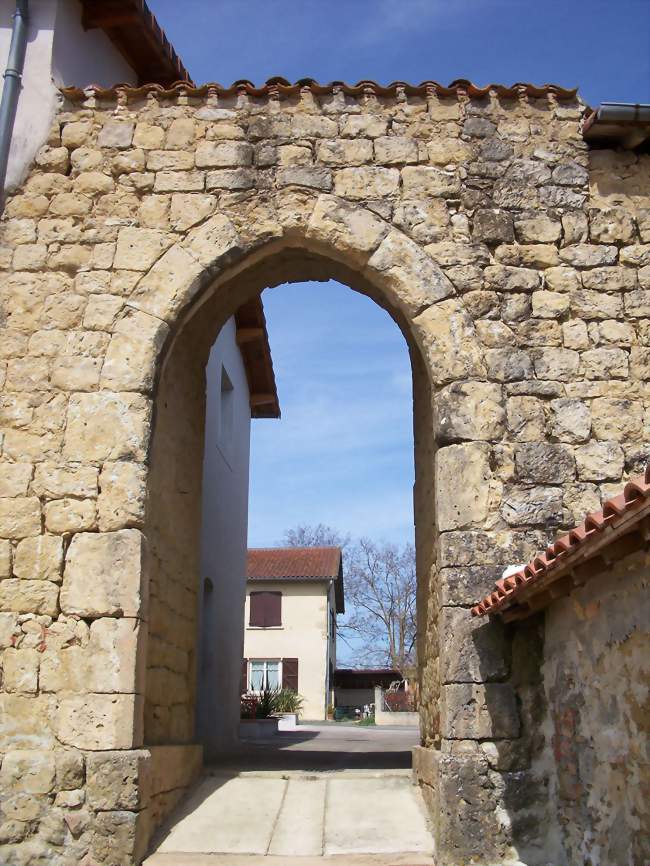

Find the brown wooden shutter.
[
  {"left": 266, "top": 592, "right": 282, "bottom": 627},
  {"left": 249, "top": 592, "right": 264, "bottom": 626},
  {"left": 241, "top": 658, "right": 248, "bottom": 693},
  {"left": 250, "top": 591, "right": 282, "bottom": 627},
  {"left": 282, "top": 658, "right": 299, "bottom": 691}
]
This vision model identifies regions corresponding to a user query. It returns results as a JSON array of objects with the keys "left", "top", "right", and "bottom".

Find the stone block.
[
  {"left": 113, "top": 227, "right": 174, "bottom": 271},
  {"left": 582, "top": 266, "right": 636, "bottom": 292},
  {"left": 14, "top": 535, "right": 63, "bottom": 582},
  {"left": 591, "top": 398, "right": 644, "bottom": 442},
  {"left": 0, "top": 579, "right": 59, "bottom": 616},
  {"left": 64, "top": 392, "right": 152, "bottom": 462},
  {"left": 441, "top": 607, "right": 509, "bottom": 683},
  {"left": 307, "top": 194, "right": 389, "bottom": 264},
  {"left": 571, "top": 289, "right": 623, "bottom": 320},
  {"left": 373, "top": 136, "right": 417, "bottom": 165},
  {"left": 506, "top": 396, "right": 546, "bottom": 442},
  {"left": 182, "top": 213, "right": 241, "bottom": 269},
  {"left": 533, "top": 347, "right": 579, "bottom": 381},
  {"left": 0, "top": 463, "right": 32, "bottom": 497},
  {"left": 56, "top": 693, "right": 143, "bottom": 750},
  {"left": 332, "top": 166, "right": 400, "bottom": 199},
  {"left": 0, "top": 750, "right": 55, "bottom": 793},
  {"left": 484, "top": 264, "right": 540, "bottom": 292},
  {"left": 401, "top": 166, "right": 460, "bottom": 198},
  {"left": 435, "top": 443, "right": 491, "bottom": 531},
  {"left": 413, "top": 299, "right": 485, "bottom": 384},
  {"left": 153, "top": 170, "right": 205, "bottom": 192},
  {"left": 515, "top": 215, "right": 561, "bottom": 244},
  {"left": 485, "top": 348, "right": 533, "bottom": 382},
  {"left": 205, "top": 168, "right": 256, "bottom": 190},
  {"left": 0, "top": 497, "right": 40, "bottom": 539},
  {"left": 559, "top": 244, "right": 618, "bottom": 268},
  {"left": 1, "top": 648, "right": 39, "bottom": 693},
  {"left": 515, "top": 443, "right": 575, "bottom": 483},
  {"left": 277, "top": 166, "right": 333, "bottom": 191},
  {"left": 318, "top": 138, "right": 373, "bottom": 165},
  {"left": 548, "top": 398, "right": 591, "bottom": 443},
  {"left": 434, "top": 381, "right": 505, "bottom": 443},
  {"left": 40, "top": 616, "right": 144, "bottom": 694},
  {"left": 90, "top": 809, "right": 139, "bottom": 865},
  {"left": 86, "top": 750, "right": 150, "bottom": 810},
  {"left": 129, "top": 245, "right": 204, "bottom": 323},
  {"left": 472, "top": 209, "right": 514, "bottom": 244},
  {"left": 44, "top": 497, "right": 96, "bottom": 533},
  {"left": 195, "top": 141, "right": 253, "bottom": 168},
  {"left": 98, "top": 122, "right": 135, "bottom": 149},
  {"left": 340, "top": 114, "right": 387, "bottom": 138},
  {"left": 170, "top": 193, "right": 216, "bottom": 231},
  {"left": 367, "top": 231, "right": 454, "bottom": 318},
  {"left": 60, "top": 529, "right": 146, "bottom": 618},
  {"left": 98, "top": 461, "right": 147, "bottom": 531},
  {"left": 441, "top": 683, "right": 520, "bottom": 739},
  {"left": 581, "top": 347, "right": 628, "bottom": 380},
  {"left": 101, "top": 308, "right": 169, "bottom": 393},
  {"left": 501, "top": 486, "right": 563, "bottom": 527},
  {"left": 0, "top": 694, "right": 55, "bottom": 749}
]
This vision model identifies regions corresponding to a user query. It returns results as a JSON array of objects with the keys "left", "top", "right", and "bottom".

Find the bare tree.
[
  {"left": 282, "top": 524, "right": 416, "bottom": 671},
  {"left": 281, "top": 523, "right": 350, "bottom": 550}
]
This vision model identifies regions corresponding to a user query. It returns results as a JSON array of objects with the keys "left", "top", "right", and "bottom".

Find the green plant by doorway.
[{"left": 273, "top": 688, "right": 304, "bottom": 715}]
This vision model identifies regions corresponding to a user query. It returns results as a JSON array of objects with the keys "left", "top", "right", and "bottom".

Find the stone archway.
[{"left": 2, "top": 80, "right": 642, "bottom": 865}]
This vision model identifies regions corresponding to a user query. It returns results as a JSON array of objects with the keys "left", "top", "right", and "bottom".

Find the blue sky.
[{"left": 148, "top": 0, "right": 649, "bottom": 548}]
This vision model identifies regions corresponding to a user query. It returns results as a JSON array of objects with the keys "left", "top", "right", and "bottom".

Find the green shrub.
[{"left": 273, "top": 688, "right": 304, "bottom": 715}]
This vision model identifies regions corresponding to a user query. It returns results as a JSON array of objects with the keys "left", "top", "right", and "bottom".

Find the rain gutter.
[
  {"left": 583, "top": 101, "right": 650, "bottom": 148},
  {"left": 0, "top": 0, "right": 29, "bottom": 206}
]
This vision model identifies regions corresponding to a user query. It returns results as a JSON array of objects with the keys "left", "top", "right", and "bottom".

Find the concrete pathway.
[{"left": 145, "top": 724, "right": 434, "bottom": 865}]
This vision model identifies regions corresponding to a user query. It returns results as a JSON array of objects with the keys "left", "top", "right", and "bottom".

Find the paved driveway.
[{"left": 144, "top": 723, "right": 434, "bottom": 865}]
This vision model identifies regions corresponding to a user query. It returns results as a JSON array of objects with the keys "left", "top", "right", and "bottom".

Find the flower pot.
[
  {"left": 239, "top": 717, "right": 279, "bottom": 739},
  {"left": 275, "top": 712, "right": 298, "bottom": 731}
]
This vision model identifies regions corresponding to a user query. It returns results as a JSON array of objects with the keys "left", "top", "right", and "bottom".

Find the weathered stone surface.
[
  {"left": 591, "top": 398, "right": 644, "bottom": 441},
  {"left": 113, "top": 228, "right": 174, "bottom": 271},
  {"left": 98, "top": 462, "right": 147, "bottom": 531},
  {"left": 434, "top": 382, "right": 505, "bottom": 443},
  {"left": 86, "top": 750, "right": 149, "bottom": 810},
  {"left": 501, "top": 486, "right": 563, "bottom": 526},
  {"left": 414, "top": 300, "right": 486, "bottom": 384},
  {"left": 44, "top": 497, "right": 96, "bottom": 533},
  {"left": 441, "top": 683, "right": 520, "bottom": 739},
  {"left": 334, "top": 166, "right": 398, "bottom": 199},
  {"left": 101, "top": 309, "right": 169, "bottom": 392},
  {"left": 0, "top": 497, "right": 40, "bottom": 538},
  {"left": 98, "top": 122, "right": 134, "bottom": 149},
  {"left": 506, "top": 396, "right": 545, "bottom": 441},
  {"left": 366, "top": 231, "right": 454, "bottom": 317},
  {"left": 436, "top": 443, "right": 492, "bottom": 531},
  {"left": 64, "top": 392, "right": 151, "bottom": 462},
  {"left": 307, "top": 194, "right": 389, "bottom": 263},
  {"left": 55, "top": 694, "right": 143, "bottom": 750},
  {"left": 515, "top": 443, "right": 575, "bottom": 483},
  {"left": 60, "top": 529, "right": 146, "bottom": 618},
  {"left": 0, "top": 750, "right": 55, "bottom": 793},
  {"left": 0, "top": 578, "right": 59, "bottom": 615},
  {"left": 549, "top": 398, "right": 591, "bottom": 443},
  {"left": 472, "top": 209, "right": 514, "bottom": 244},
  {"left": 401, "top": 166, "right": 460, "bottom": 198},
  {"left": 441, "top": 608, "right": 509, "bottom": 683},
  {"left": 1, "top": 648, "right": 39, "bottom": 693}
]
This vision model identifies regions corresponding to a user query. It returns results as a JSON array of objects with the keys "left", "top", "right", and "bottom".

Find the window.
[
  {"left": 249, "top": 591, "right": 282, "bottom": 627},
  {"left": 217, "top": 365, "right": 234, "bottom": 457},
  {"left": 249, "top": 659, "right": 280, "bottom": 691}
]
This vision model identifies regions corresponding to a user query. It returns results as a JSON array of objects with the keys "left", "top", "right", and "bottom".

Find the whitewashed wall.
[
  {"left": 0, "top": 0, "right": 135, "bottom": 191},
  {"left": 196, "top": 317, "right": 252, "bottom": 756}
]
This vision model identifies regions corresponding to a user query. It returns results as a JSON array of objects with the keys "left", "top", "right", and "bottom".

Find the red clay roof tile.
[
  {"left": 471, "top": 464, "right": 650, "bottom": 620},
  {"left": 59, "top": 78, "right": 579, "bottom": 102}
]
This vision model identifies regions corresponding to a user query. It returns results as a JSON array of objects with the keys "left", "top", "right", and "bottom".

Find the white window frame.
[{"left": 248, "top": 658, "right": 282, "bottom": 693}]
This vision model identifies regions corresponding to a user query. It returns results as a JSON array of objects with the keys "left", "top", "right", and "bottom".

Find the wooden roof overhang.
[
  {"left": 79, "top": 0, "right": 191, "bottom": 86},
  {"left": 235, "top": 298, "right": 280, "bottom": 420}
]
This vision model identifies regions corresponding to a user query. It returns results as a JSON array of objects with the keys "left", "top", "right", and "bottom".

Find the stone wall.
[{"left": 0, "top": 80, "right": 648, "bottom": 864}]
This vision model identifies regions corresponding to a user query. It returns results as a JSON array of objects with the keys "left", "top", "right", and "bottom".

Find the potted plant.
[
  {"left": 239, "top": 689, "right": 280, "bottom": 738},
  {"left": 272, "top": 688, "right": 304, "bottom": 730}
]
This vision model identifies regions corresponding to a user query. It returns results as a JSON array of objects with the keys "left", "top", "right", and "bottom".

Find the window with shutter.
[
  {"left": 282, "top": 657, "right": 299, "bottom": 691},
  {"left": 249, "top": 591, "right": 282, "bottom": 627}
]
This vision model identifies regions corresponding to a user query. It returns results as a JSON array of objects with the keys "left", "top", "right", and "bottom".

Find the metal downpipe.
[{"left": 0, "top": 0, "right": 29, "bottom": 205}]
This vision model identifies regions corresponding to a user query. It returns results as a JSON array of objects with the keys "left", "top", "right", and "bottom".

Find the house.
[
  {"left": 469, "top": 465, "right": 650, "bottom": 865},
  {"left": 196, "top": 299, "right": 280, "bottom": 757},
  {"left": 0, "top": 0, "right": 190, "bottom": 195},
  {"left": 243, "top": 547, "right": 345, "bottom": 720},
  {"left": 333, "top": 667, "right": 403, "bottom": 714}
]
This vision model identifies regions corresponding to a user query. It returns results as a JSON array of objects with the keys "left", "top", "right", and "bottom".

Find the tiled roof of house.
[
  {"left": 79, "top": 0, "right": 191, "bottom": 86},
  {"left": 248, "top": 547, "right": 344, "bottom": 612},
  {"left": 60, "top": 78, "right": 579, "bottom": 102},
  {"left": 472, "top": 465, "right": 650, "bottom": 621}
]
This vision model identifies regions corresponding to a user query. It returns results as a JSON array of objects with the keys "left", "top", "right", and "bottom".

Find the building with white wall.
[
  {"left": 197, "top": 300, "right": 280, "bottom": 758},
  {"left": 244, "top": 547, "right": 344, "bottom": 720},
  {"left": 0, "top": 0, "right": 188, "bottom": 192}
]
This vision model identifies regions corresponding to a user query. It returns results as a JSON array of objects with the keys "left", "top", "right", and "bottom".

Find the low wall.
[
  {"left": 542, "top": 548, "right": 650, "bottom": 866},
  {"left": 374, "top": 686, "right": 419, "bottom": 727}
]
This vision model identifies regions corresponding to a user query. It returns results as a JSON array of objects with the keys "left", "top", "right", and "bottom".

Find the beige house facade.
[{"left": 243, "top": 547, "right": 344, "bottom": 720}]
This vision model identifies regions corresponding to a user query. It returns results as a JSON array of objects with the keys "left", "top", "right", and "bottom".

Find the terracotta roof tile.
[
  {"left": 248, "top": 546, "right": 341, "bottom": 580},
  {"left": 471, "top": 465, "right": 650, "bottom": 620},
  {"left": 248, "top": 546, "right": 344, "bottom": 613},
  {"left": 59, "top": 78, "right": 579, "bottom": 102}
]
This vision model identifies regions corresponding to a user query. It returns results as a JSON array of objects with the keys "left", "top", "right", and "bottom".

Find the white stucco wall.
[
  {"left": 243, "top": 580, "right": 333, "bottom": 720},
  {"left": 0, "top": 0, "right": 136, "bottom": 192},
  {"left": 196, "top": 317, "right": 252, "bottom": 757}
]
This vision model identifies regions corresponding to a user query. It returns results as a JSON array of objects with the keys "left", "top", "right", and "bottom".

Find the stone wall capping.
[{"left": 472, "top": 463, "right": 650, "bottom": 619}]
